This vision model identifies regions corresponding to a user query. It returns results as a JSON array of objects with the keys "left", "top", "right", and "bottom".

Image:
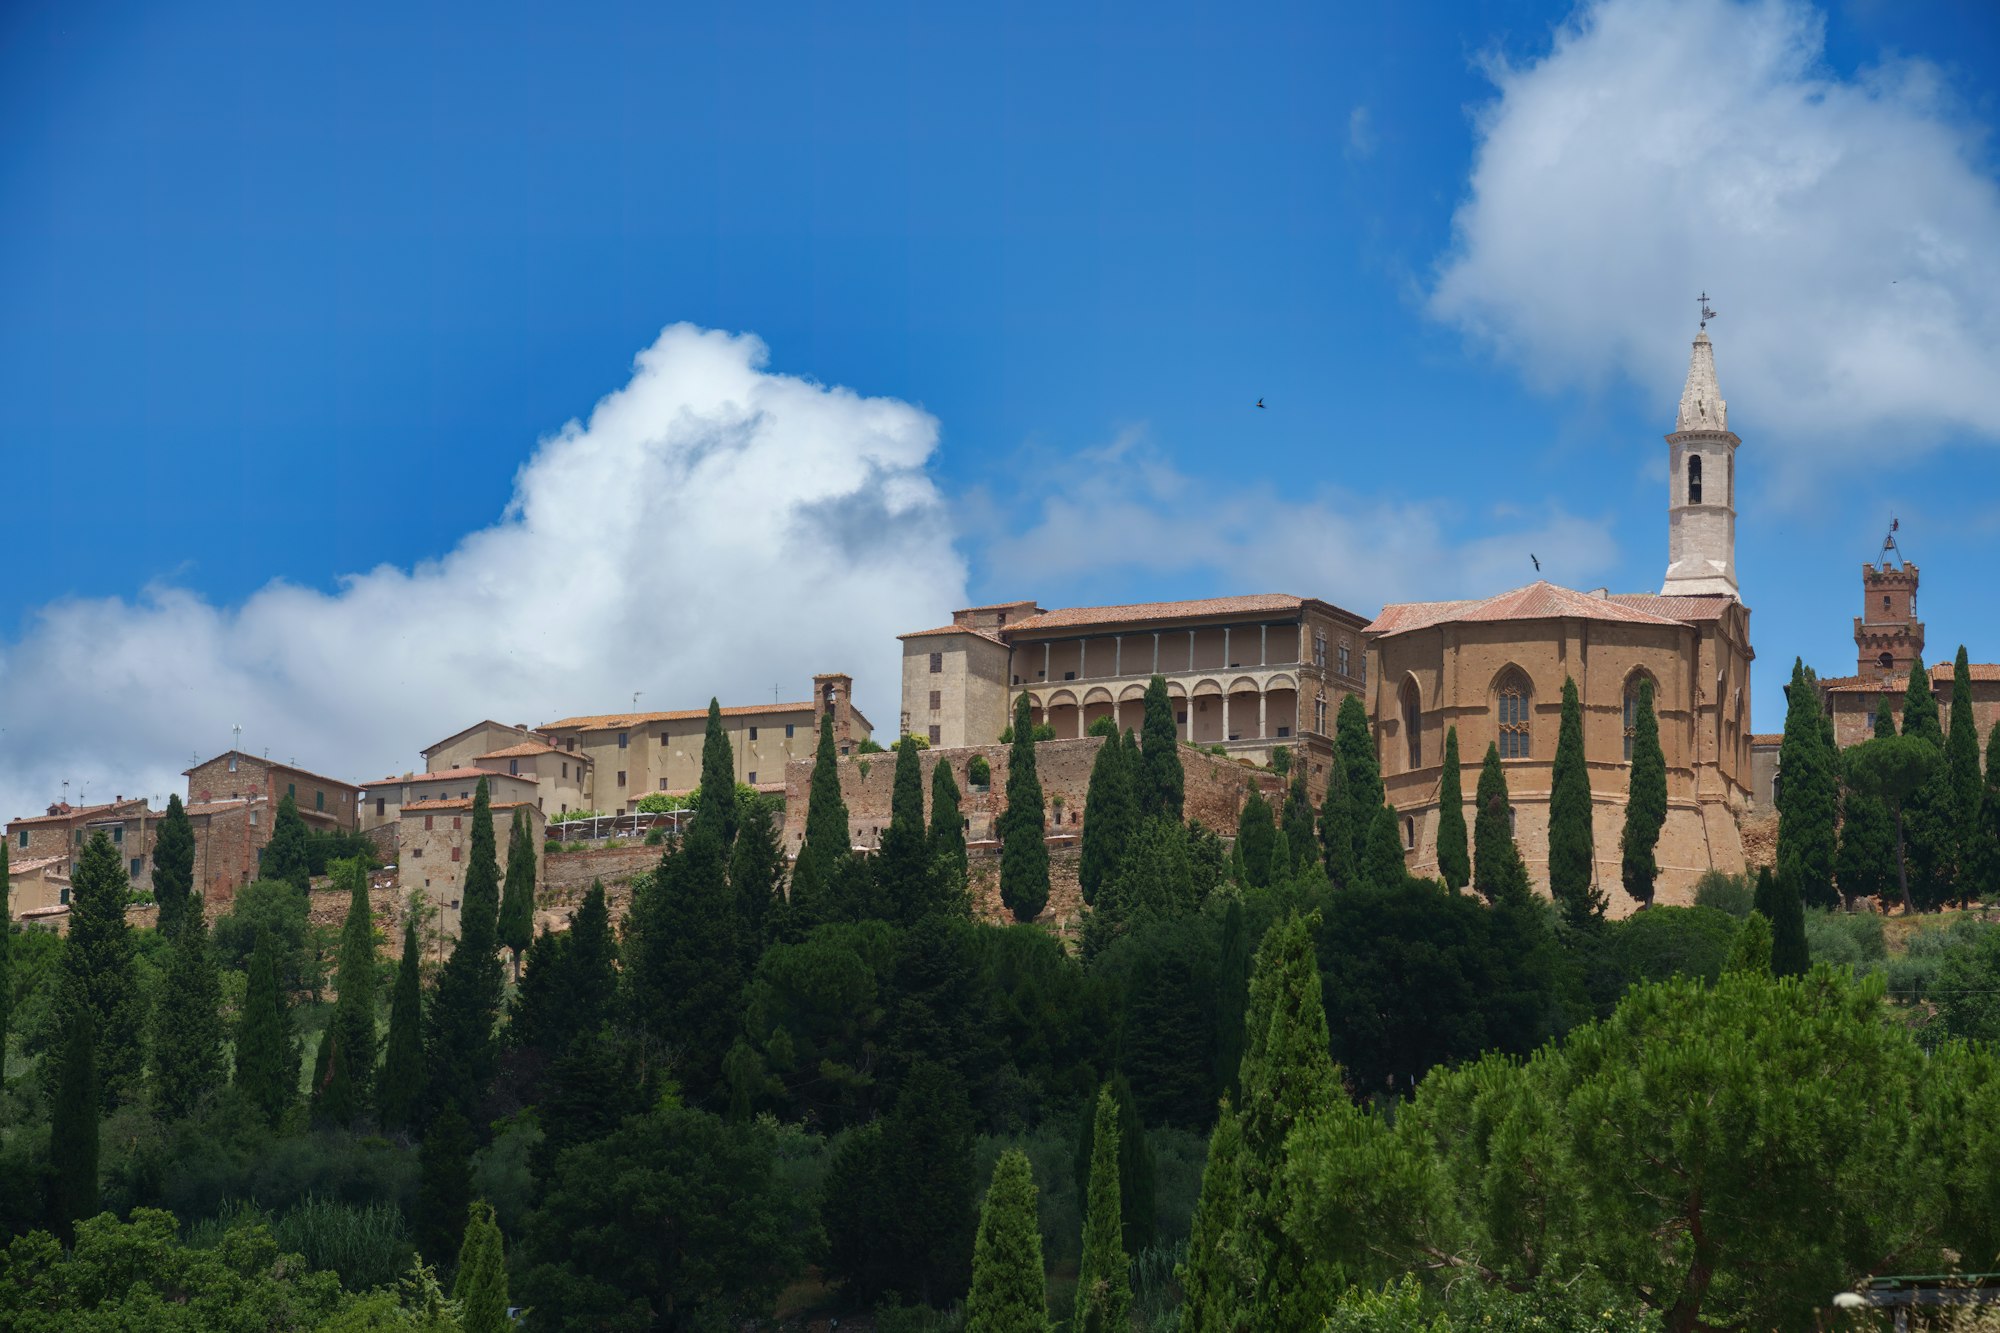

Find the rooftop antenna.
[
  {"left": 1698, "top": 291, "right": 1717, "bottom": 331},
  {"left": 632, "top": 691, "right": 643, "bottom": 711},
  {"left": 774, "top": 684, "right": 781, "bottom": 704},
  {"left": 231, "top": 723, "right": 242, "bottom": 753},
  {"left": 61, "top": 778, "right": 70, "bottom": 807}
]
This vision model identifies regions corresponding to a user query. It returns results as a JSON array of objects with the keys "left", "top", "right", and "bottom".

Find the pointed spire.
[{"left": 1675, "top": 329, "right": 1727, "bottom": 432}]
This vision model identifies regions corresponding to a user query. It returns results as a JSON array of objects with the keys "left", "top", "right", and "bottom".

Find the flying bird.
[
  {"left": 1531, "top": 554, "right": 1541, "bottom": 572},
  {"left": 1255, "top": 398, "right": 1265, "bottom": 409}
]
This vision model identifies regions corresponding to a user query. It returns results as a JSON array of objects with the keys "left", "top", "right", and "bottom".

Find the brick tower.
[
  {"left": 813, "top": 672, "right": 858, "bottom": 754},
  {"left": 1855, "top": 534, "right": 1922, "bottom": 682},
  {"left": 1661, "top": 322, "right": 1742, "bottom": 597}
]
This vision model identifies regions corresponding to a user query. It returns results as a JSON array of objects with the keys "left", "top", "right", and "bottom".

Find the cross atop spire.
[
  {"left": 1675, "top": 321, "right": 1728, "bottom": 432},
  {"left": 1698, "top": 291, "right": 1716, "bottom": 330}
]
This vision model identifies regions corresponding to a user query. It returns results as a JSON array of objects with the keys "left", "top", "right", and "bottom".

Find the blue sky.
[{"left": 3, "top": 0, "right": 1998, "bottom": 811}]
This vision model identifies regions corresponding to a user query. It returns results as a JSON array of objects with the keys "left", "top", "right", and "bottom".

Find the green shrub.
[
  {"left": 1692, "top": 869, "right": 1755, "bottom": 918},
  {"left": 857, "top": 737, "right": 888, "bottom": 755},
  {"left": 543, "top": 839, "right": 562, "bottom": 855},
  {"left": 1803, "top": 909, "right": 1887, "bottom": 974},
  {"left": 968, "top": 755, "right": 992, "bottom": 788}
]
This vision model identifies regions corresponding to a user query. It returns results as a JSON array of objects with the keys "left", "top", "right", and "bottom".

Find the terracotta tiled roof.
[
  {"left": 540, "top": 701, "right": 815, "bottom": 732},
  {"left": 1367, "top": 582, "right": 1694, "bottom": 638},
  {"left": 400, "top": 767, "right": 524, "bottom": 784},
  {"left": 401, "top": 798, "right": 539, "bottom": 813},
  {"left": 899, "top": 624, "right": 1008, "bottom": 646},
  {"left": 1606, "top": 593, "right": 1735, "bottom": 621},
  {"left": 1822, "top": 662, "right": 2000, "bottom": 693},
  {"left": 6, "top": 854, "right": 68, "bottom": 875},
  {"left": 8, "top": 798, "right": 148, "bottom": 827},
  {"left": 421, "top": 720, "right": 535, "bottom": 756},
  {"left": 181, "top": 751, "right": 358, "bottom": 791},
  {"left": 1006, "top": 594, "right": 1307, "bottom": 635},
  {"left": 1750, "top": 733, "right": 1784, "bottom": 747},
  {"left": 476, "top": 742, "right": 563, "bottom": 759},
  {"left": 955, "top": 599, "right": 1043, "bottom": 613}
]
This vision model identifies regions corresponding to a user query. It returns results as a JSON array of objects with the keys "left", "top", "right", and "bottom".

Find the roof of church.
[
  {"left": 1820, "top": 662, "right": 2000, "bottom": 693},
  {"left": 1365, "top": 581, "right": 1698, "bottom": 638},
  {"left": 1676, "top": 328, "right": 1729, "bottom": 433},
  {"left": 1606, "top": 593, "right": 1735, "bottom": 621}
]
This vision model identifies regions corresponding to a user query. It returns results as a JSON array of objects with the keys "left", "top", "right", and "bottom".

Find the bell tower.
[
  {"left": 1855, "top": 524, "right": 1923, "bottom": 682},
  {"left": 1662, "top": 301, "right": 1741, "bottom": 598}
]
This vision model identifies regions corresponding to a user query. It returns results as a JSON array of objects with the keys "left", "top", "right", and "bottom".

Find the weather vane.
[{"left": 1698, "top": 291, "right": 1717, "bottom": 330}]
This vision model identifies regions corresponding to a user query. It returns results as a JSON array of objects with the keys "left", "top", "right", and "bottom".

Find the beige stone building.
[
  {"left": 6, "top": 853, "right": 73, "bottom": 925},
  {"left": 361, "top": 722, "right": 596, "bottom": 831},
  {"left": 1366, "top": 325, "right": 1756, "bottom": 915},
  {"left": 397, "top": 797, "right": 546, "bottom": 938},
  {"left": 539, "top": 673, "right": 871, "bottom": 813},
  {"left": 7, "top": 796, "right": 159, "bottom": 886},
  {"left": 900, "top": 594, "right": 1370, "bottom": 785},
  {"left": 361, "top": 768, "right": 542, "bottom": 832}
]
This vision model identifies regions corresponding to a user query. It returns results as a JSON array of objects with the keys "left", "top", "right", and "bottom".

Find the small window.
[
  {"left": 659, "top": 779, "right": 668, "bottom": 790},
  {"left": 928, "top": 724, "right": 941, "bottom": 745},
  {"left": 1314, "top": 632, "right": 1328, "bottom": 668},
  {"left": 929, "top": 690, "right": 942, "bottom": 710},
  {"left": 1338, "top": 643, "right": 1351, "bottom": 675},
  {"left": 929, "top": 652, "right": 943, "bottom": 673},
  {"left": 566, "top": 738, "right": 575, "bottom": 752},
  {"left": 786, "top": 723, "right": 796, "bottom": 739},
  {"left": 658, "top": 731, "right": 669, "bottom": 746},
  {"left": 250, "top": 812, "right": 259, "bottom": 827},
  {"left": 1623, "top": 677, "right": 1653, "bottom": 761},
  {"left": 411, "top": 847, "right": 422, "bottom": 858},
  {"left": 562, "top": 762, "right": 568, "bottom": 779},
  {"left": 75, "top": 831, "right": 83, "bottom": 845},
  {"left": 1176, "top": 711, "right": 1188, "bottom": 725},
  {"left": 1277, "top": 725, "right": 1291, "bottom": 738},
  {"left": 315, "top": 791, "right": 325, "bottom": 812},
  {"left": 1687, "top": 454, "right": 1703, "bottom": 505},
  {"left": 1882, "top": 595, "right": 1891, "bottom": 612},
  {"left": 425, "top": 814, "right": 434, "bottom": 831},
  {"left": 60, "top": 887, "right": 70, "bottom": 906},
  {"left": 376, "top": 797, "right": 386, "bottom": 817},
  {"left": 1315, "top": 698, "right": 1328, "bottom": 734},
  {"left": 451, "top": 846, "right": 461, "bottom": 862},
  {"left": 748, "top": 771, "right": 757, "bottom": 784},
  {"left": 131, "top": 857, "right": 143, "bottom": 876},
  {"left": 228, "top": 755, "right": 238, "bottom": 773},
  {"left": 1404, "top": 817, "right": 1415, "bottom": 849},
  {"left": 617, "top": 770, "right": 627, "bottom": 787},
  {"left": 16, "top": 831, "right": 25, "bottom": 848},
  {"left": 453, "top": 816, "right": 462, "bottom": 830},
  {"left": 618, "top": 732, "right": 629, "bottom": 749},
  {"left": 112, "top": 826, "right": 123, "bottom": 844},
  {"left": 287, "top": 782, "right": 296, "bottom": 799},
  {"left": 749, "top": 726, "right": 759, "bottom": 741}
]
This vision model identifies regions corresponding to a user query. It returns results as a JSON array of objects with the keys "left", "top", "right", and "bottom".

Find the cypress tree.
[
  {"left": 56, "top": 831, "right": 143, "bottom": 1108},
  {"left": 622, "top": 821, "right": 742, "bottom": 1100},
  {"left": 1903, "top": 656, "right": 1942, "bottom": 742},
  {"left": 379, "top": 913, "right": 426, "bottom": 1134},
  {"left": 965, "top": 1149, "right": 1045, "bottom": 1333},
  {"left": 1547, "top": 676, "right": 1603, "bottom": 927},
  {"left": 1776, "top": 659, "right": 1840, "bottom": 910},
  {"left": 150, "top": 890, "right": 224, "bottom": 1121},
  {"left": 1214, "top": 897, "right": 1250, "bottom": 1104},
  {"left": 1947, "top": 647, "right": 1982, "bottom": 906},
  {"left": 498, "top": 808, "right": 536, "bottom": 978},
  {"left": 234, "top": 927, "right": 298, "bottom": 1128},
  {"left": 791, "top": 709, "right": 851, "bottom": 925},
  {"left": 1837, "top": 695, "right": 1901, "bottom": 909},
  {"left": 429, "top": 778, "right": 503, "bottom": 1122},
  {"left": 879, "top": 735, "right": 932, "bottom": 925},
  {"left": 1072, "top": 1075, "right": 1156, "bottom": 1258},
  {"left": 1079, "top": 731, "right": 1136, "bottom": 905},
  {"left": 0, "top": 839, "right": 9, "bottom": 1086},
  {"left": 694, "top": 698, "right": 739, "bottom": 849},
  {"left": 1139, "top": 674, "right": 1185, "bottom": 821},
  {"left": 151, "top": 793, "right": 195, "bottom": 940},
  {"left": 1473, "top": 743, "right": 1531, "bottom": 905},
  {"left": 1900, "top": 656, "right": 1957, "bottom": 909},
  {"left": 928, "top": 756, "right": 969, "bottom": 899},
  {"left": 1072, "top": 1085, "right": 1132, "bottom": 1333},
  {"left": 312, "top": 859, "right": 378, "bottom": 1127},
  {"left": 1000, "top": 694, "right": 1050, "bottom": 923},
  {"left": 1335, "top": 695, "right": 1382, "bottom": 865},
  {"left": 415, "top": 1104, "right": 475, "bottom": 1268},
  {"left": 1435, "top": 726, "right": 1469, "bottom": 892},
  {"left": 884, "top": 1058, "right": 978, "bottom": 1305},
  {"left": 1755, "top": 864, "right": 1810, "bottom": 977},
  {"left": 1176, "top": 1102, "right": 1246, "bottom": 1333},
  {"left": 453, "top": 1199, "right": 509, "bottom": 1333},
  {"left": 1281, "top": 767, "right": 1316, "bottom": 879},
  {"left": 1236, "top": 787, "right": 1276, "bottom": 889},
  {"left": 1877, "top": 693, "right": 1898, "bottom": 740},
  {"left": 48, "top": 1001, "right": 98, "bottom": 1244},
  {"left": 1317, "top": 755, "right": 1357, "bottom": 890},
  {"left": 729, "top": 797, "right": 786, "bottom": 961},
  {"left": 1360, "top": 804, "right": 1405, "bottom": 889},
  {"left": 1724, "top": 911, "right": 1773, "bottom": 975},
  {"left": 1620, "top": 678, "right": 1668, "bottom": 909},
  {"left": 1975, "top": 721, "right": 2000, "bottom": 902},
  {"left": 264, "top": 793, "right": 312, "bottom": 893},
  {"left": 1269, "top": 828, "right": 1292, "bottom": 884},
  {"left": 567, "top": 879, "right": 618, "bottom": 1036}
]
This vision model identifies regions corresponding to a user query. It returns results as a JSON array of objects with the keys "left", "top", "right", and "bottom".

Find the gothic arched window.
[
  {"left": 1623, "top": 674, "right": 1656, "bottom": 761},
  {"left": 1687, "top": 454, "right": 1703, "bottom": 505},
  {"left": 1495, "top": 671, "right": 1532, "bottom": 760},
  {"left": 1400, "top": 676, "right": 1422, "bottom": 770}
]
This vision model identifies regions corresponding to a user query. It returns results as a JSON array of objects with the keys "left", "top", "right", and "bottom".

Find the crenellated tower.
[
  {"left": 1661, "top": 325, "right": 1741, "bottom": 598},
  {"left": 1855, "top": 528, "right": 1923, "bottom": 681}
]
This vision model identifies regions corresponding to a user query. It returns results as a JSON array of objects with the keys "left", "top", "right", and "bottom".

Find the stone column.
[
  {"left": 1115, "top": 635, "right": 1122, "bottom": 676},
  {"left": 1259, "top": 691, "right": 1268, "bottom": 739},
  {"left": 1222, "top": 694, "right": 1231, "bottom": 741},
  {"left": 1152, "top": 633, "right": 1160, "bottom": 673},
  {"left": 1043, "top": 642, "right": 1051, "bottom": 682}
]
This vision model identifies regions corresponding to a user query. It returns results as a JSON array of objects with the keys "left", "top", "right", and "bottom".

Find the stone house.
[
  {"left": 6, "top": 797, "right": 158, "bottom": 886},
  {"left": 397, "top": 797, "right": 546, "bottom": 938},
  {"left": 185, "top": 750, "right": 360, "bottom": 830}
]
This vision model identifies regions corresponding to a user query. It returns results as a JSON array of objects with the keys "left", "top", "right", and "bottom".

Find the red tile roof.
[
  {"left": 1006, "top": 594, "right": 1308, "bottom": 635},
  {"left": 540, "top": 701, "right": 815, "bottom": 732},
  {"left": 1821, "top": 661, "right": 2000, "bottom": 693},
  {"left": 6, "top": 854, "right": 68, "bottom": 875},
  {"left": 401, "top": 767, "right": 521, "bottom": 784},
  {"left": 181, "top": 751, "right": 358, "bottom": 791},
  {"left": 955, "top": 599, "right": 1043, "bottom": 613},
  {"left": 899, "top": 624, "right": 1008, "bottom": 646},
  {"left": 1750, "top": 733, "right": 1784, "bottom": 747},
  {"left": 476, "top": 742, "right": 564, "bottom": 759},
  {"left": 1367, "top": 582, "right": 1695, "bottom": 638},
  {"left": 1606, "top": 593, "right": 1735, "bottom": 621},
  {"left": 8, "top": 798, "right": 149, "bottom": 827}
]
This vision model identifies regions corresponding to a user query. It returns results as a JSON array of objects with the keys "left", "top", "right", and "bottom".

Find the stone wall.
[
  {"left": 781, "top": 736, "right": 1282, "bottom": 855},
  {"left": 541, "top": 843, "right": 660, "bottom": 902}
]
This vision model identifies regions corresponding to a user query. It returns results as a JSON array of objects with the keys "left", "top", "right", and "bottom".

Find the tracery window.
[
  {"left": 1496, "top": 673, "right": 1532, "bottom": 760},
  {"left": 1400, "top": 677, "right": 1422, "bottom": 770}
]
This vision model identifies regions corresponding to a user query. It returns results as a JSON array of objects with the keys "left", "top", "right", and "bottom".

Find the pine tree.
[
  {"left": 264, "top": 793, "right": 312, "bottom": 893},
  {"left": 48, "top": 1000, "right": 98, "bottom": 1244},
  {"left": 879, "top": 735, "right": 932, "bottom": 925},
  {"left": 622, "top": 820, "right": 742, "bottom": 1101},
  {"left": 694, "top": 698, "right": 739, "bottom": 849},
  {"left": 234, "top": 928, "right": 299, "bottom": 1128},
  {"left": 965, "top": 1149, "right": 1045, "bottom": 1333},
  {"left": 1360, "top": 804, "right": 1405, "bottom": 889},
  {"left": 1335, "top": 695, "right": 1382, "bottom": 865},
  {"left": 150, "top": 890, "right": 224, "bottom": 1121},
  {"left": 1000, "top": 694, "right": 1050, "bottom": 923},
  {"left": 498, "top": 808, "right": 536, "bottom": 978},
  {"left": 151, "top": 793, "right": 195, "bottom": 940},
  {"left": 56, "top": 831, "right": 143, "bottom": 1108},
  {"left": 1140, "top": 674, "right": 1185, "bottom": 821},
  {"left": 1214, "top": 898, "right": 1250, "bottom": 1105},
  {"left": 1755, "top": 865, "right": 1810, "bottom": 977},
  {"left": 312, "top": 859, "right": 378, "bottom": 1127},
  {"left": 1176, "top": 1102, "right": 1246, "bottom": 1333},
  {"left": 1236, "top": 787, "right": 1276, "bottom": 888},
  {"left": 1317, "top": 755, "right": 1357, "bottom": 890},
  {"left": 1776, "top": 659, "right": 1839, "bottom": 909},
  {"left": 928, "top": 756, "right": 969, "bottom": 901},
  {"left": 1073, "top": 1085, "right": 1132, "bottom": 1333},
  {"left": 790, "top": 709, "right": 851, "bottom": 925},
  {"left": 729, "top": 799, "right": 786, "bottom": 963},
  {"left": 1947, "top": 647, "right": 1983, "bottom": 907},
  {"left": 1547, "top": 676, "right": 1603, "bottom": 927},
  {"left": 1620, "top": 678, "right": 1667, "bottom": 909},
  {"left": 453, "top": 1199, "right": 509, "bottom": 1333},
  {"left": 1473, "top": 743, "right": 1531, "bottom": 906},
  {"left": 429, "top": 778, "right": 504, "bottom": 1122},
  {"left": 1281, "top": 767, "right": 1316, "bottom": 880},
  {"left": 1435, "top": 726, "right": 1470, "bottom": 892},
  {"left": 1080, "top": 730, "right": 1136, "bottom": 904},
  {"left": 378, "top": 913, "right": 426, "bottom": 1134}
]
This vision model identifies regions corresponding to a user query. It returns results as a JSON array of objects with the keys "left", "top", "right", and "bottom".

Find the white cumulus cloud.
[
  {"left": 0, "top": 324, "right": 965, "bottom": 823},
  {"left": 1430, "top": 0, "right": 2000, "bottom": 468}
]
